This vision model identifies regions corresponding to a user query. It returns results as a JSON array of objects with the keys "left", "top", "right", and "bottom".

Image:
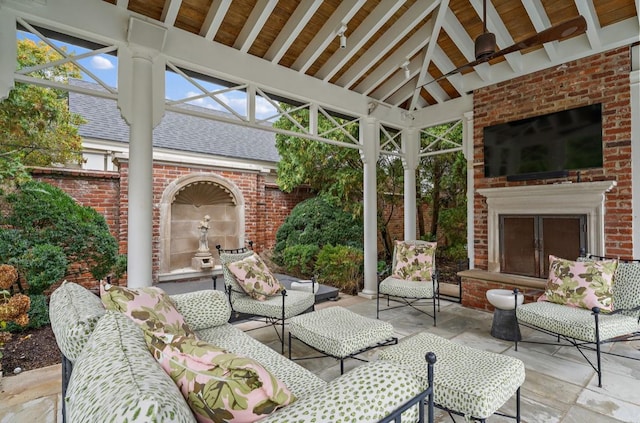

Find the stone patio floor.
[{"left": 1, "top": 291, "right": 639, "bottom": 422}]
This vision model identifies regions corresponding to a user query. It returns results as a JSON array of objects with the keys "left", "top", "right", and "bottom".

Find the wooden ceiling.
[{"left": 103, "top": 0, "right": 638, "bottom": 113}]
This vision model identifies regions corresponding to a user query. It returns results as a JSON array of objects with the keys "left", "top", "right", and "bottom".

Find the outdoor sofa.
[{"left": 49, "top": 281, "right": 435, "bottom": 422}]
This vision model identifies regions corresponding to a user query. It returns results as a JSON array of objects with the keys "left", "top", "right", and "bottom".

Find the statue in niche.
[{"left": 198, "top": 215, "right": 211, "bottom": 253}]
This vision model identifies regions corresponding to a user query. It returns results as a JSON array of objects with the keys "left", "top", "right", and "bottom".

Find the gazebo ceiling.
[{"left": 101, "top": 0, "right": 639, "bottom": 115}]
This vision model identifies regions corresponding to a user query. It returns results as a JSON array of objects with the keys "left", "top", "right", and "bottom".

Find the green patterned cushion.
[
  {"left": 612, "top": 262, "right": 640, "bottom": 316},
  {"left": 260, "top": 361, "right": 424, "bottom": 423},
  {"left": 540, "top": 255, "right": 617, "bottom": 311},
  {"left": 49, "top": 281, "right": 105, "bottom": 363},
  {"left": 379, "top": 276, "right": 437, "bottom": 299},
  {"left": 516, "top": 301, "right": 640, "bottom": 342},
  {"left": 226, "top": 254, "right": 285, "bottom": 301},
  {"left": 171, "top": 290, "right": 231, "bottom": 330},
  {"left": 228, "top": 289, "right": 315, "bottom": 319},
  {"left": 379, "top": 332, "right": 525, "bottom": 420},
  {"left": 146, "top": 333, "right": 296, "bottom": 422},
  {"left": 288, "top": 306, "right": 394, "bottom": 358},
  {"left": 101, "top": 284, "right": 196, "bottom": 337},
  {"left": 391, "top": 240, "right": 437, "bottom": 281},
  {"left": 66, "top": 311, "right": 195, "bottom": 422}
]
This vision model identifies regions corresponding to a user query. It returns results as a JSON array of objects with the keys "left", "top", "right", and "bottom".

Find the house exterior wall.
[{"left": 472, "top": 46, "right": 633, "bottom": 269}]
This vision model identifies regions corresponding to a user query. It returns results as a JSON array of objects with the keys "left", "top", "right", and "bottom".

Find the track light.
[
  {"left": 337, "top": 24, "right": 347, "bottom": 49},
  {"left": 401, "top": 60, "right": 411, "bottom": 79}
]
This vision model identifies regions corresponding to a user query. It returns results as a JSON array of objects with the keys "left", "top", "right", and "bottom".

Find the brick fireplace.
[{"left": 461, "top": 46, "right": 633, "bottom": 311}]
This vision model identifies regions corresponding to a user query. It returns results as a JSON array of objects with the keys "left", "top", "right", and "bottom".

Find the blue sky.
[{"left": 17, "top": 31, "right": 277, "bottom": 120}]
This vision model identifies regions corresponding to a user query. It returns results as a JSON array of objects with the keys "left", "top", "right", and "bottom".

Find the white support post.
[
  {"left": 463, "top": 111, "right": 475, "bottom": 269},
  {"left": 631, "top": 44, "right": 640, "bottom": 259},
  {"left": 402, "top": 128, "right": 419, "bottom": 240},
  {"left": 360, "top": 117, "right": 380, "bottom": 297},
  {"left": 118, "top": 42, "right": 166, "bottom": 287},
  {"left": 0, "top": 10, "right": 16, "bottom": 100}
]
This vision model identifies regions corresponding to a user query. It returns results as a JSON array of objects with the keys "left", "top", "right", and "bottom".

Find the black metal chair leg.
[{"left": 516, "top": 387, "right": 521, "bottom": 422}]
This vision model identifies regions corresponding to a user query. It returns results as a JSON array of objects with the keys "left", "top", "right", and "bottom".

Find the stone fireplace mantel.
[{"left": 477, "top": 180, "right": 617, "bottom": 272}]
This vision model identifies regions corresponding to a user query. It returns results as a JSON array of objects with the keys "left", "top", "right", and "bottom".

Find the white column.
[
  {"left": 118, "top": 44, "right": 165, "bottom": 287},
  {"left": 402, "top": 128, "right": 419, "bottom": 240},
  {"left": 631, "top": 44, "right": 640, "bottom": 258},
  {"left": 0, "top": 10, "right": 16, "bottom": 100},
  {"left": 360, "top": 117, "right": 380, "bottom": 297},
  {"left": 463, "top": 111, "right": 475, "bottom": 268}
]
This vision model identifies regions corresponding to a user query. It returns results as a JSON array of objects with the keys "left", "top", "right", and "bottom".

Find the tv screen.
[{"left": 483, "top": 104, "right": 603, "bottom": 178}]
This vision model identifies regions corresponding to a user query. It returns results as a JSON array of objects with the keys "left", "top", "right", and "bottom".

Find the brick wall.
[
  {"left": 473, "top": 46, "right": 633, "bottom": 269},
  {"left": 29, "top": 164, "right": 308, "bottom": 289}
]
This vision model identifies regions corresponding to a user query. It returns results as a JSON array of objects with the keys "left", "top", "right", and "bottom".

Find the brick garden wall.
[
  {"left": 473, "top": 46, "right": 633, "bottom": 269},
  {"left": 30, "top": 164, "right": 310, "bottom": 289}
]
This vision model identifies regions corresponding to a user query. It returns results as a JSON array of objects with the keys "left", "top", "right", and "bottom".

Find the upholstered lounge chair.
[
  {"left": 214, "top": 245, "right": 315, "bottom": 354},
  {"left": 377, "top": 240, "right": 439, "bottom": 325},
  {"left": 515, "top": 253, "right": 640, "bottom": 387}
]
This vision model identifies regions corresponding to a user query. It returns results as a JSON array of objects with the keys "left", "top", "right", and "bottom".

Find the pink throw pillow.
[
  {"left": 146, "top": 333, "right": 296, "bottom": 422},
  {"left": 225, "top": 254, "right": 284, "bottom": 301},
  {"left": 538, "top": 255, "right": 617, "bottom": 312},
  {"left": 101, "top": 284, "right": 195, "bottom": 337},
  {"left": 391, "top": 241, "right": 437, "bottom": 281}
]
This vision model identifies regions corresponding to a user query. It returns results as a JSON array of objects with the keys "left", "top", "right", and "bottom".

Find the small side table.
[{"left": 486, "top": 289, "right": 524, "bottom": 341}]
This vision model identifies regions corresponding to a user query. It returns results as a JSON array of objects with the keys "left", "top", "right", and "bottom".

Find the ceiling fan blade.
[
  {"left": 420, "top": 15, "right": 587, "bottom": 89},
  {"left": 489, "top": 15, "right": 588, "bottom": 59}
]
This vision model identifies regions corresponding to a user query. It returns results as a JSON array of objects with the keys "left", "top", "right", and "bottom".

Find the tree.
[{"left": 0, "top": 39, "right": 85, "bottom": 168}]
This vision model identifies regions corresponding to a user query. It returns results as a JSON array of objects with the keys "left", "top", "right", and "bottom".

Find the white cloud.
[
  {"left": 183, "top": 89, "right": 277, "bottom": 120},
  {"left": 91, "top": 56, "right": 114, "bottom": 70}
]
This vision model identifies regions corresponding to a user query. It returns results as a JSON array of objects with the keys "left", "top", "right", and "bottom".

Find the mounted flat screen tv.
[{"left": 483, "top": 104, "right": 603, "bottom": 179}]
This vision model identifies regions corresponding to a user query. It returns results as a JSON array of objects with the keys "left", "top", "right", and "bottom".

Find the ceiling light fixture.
[
  {"left": 401, "top": 60, "right": 411, "bottom": 79},
  {"left": 337, "top": 24, "right": 347, "bottom": 49}
]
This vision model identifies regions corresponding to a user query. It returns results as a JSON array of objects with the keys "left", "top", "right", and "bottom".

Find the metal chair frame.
[
  {"left": 213, "top": 243, "right": 314, "bottom": 354},
  {"left": 515, "top": 253, "right": 640, "bottom": 387}
]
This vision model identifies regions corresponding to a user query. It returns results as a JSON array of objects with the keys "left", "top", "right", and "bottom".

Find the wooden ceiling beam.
[
  {"left": 411, "top": 0, "right": 449, "bottom": 110},
  {"left": 292, "top": 0, "right": 365, "bottom": 73},
  {"left": 200, "top": 0, "right": 232, "bottom": 40},
  {"left": 233, "top": 0, "right": 277, "bottom": 53},
  {"left": 264, "top": 0, "right": 323, "bottom": 63},
  {"left": 317, "top": 0, "right": 406, "bottom": 82},
  {"left": 521, "top": 0, "right": 558, "bottom": 61},
  {"left": 336, "top": 0, "right": 440, "bottom": 89},
  {"left": 161, "top": 0, "right": 182, "bottom": 27}
]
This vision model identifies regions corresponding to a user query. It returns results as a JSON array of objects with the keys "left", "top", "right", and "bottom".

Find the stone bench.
[{"left": 379, "top": 332, "right": 525, "bottom": 422}]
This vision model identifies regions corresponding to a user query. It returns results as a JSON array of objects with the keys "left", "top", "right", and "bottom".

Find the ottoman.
[
  {"left": 288, "top": 306, "right": 397, "bottom": 374},
  {"left": 379, "top": 332, "right": 525, "bottom": 422}
]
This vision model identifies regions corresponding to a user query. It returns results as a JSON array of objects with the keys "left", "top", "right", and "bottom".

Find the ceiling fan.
[{"left": 422, "top": 0, "right": 587, "bottom": 87}]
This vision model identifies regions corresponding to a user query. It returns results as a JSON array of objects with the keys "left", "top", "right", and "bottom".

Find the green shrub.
[
  {"left": 280, "top": 244, "right": 320, "bottom": 278},
  {"left": 10, "top": 244, "right": 67, "bottom": 295},
  {"left": 274, "top": 196, "right": 363, "bottom": 262},
  {"left": 314, "top": 245, "right": 364, "bottom": 295},
  {"left": 0, "top": 180, "right": 121, "bottom": 293}
]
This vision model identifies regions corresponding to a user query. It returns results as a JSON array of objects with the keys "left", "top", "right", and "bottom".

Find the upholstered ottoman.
[
  {"left": 379, "top": 332, "right": 525, "bottom": 422},
  {"left": 288, "top": 306, "right": 397, "bottom": 374}
]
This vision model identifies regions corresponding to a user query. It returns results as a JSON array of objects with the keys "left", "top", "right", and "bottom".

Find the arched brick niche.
[{"left": 158, "top": 173, "right": 245, "bottom": 275}]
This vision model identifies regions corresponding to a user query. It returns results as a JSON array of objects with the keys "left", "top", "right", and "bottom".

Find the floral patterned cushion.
[
  {"left": 539, "top": 255, "right": 617, "bottom": 312},
  {"left": 225, "top": 254, "right": 284, "bottom": 301},
  {"left": 146, "top": 333, "right": 296, "bottom": 423},
  {"left": 391, "top": 240, "right": 437, "bottom": 281},
  {"left": 101, "top": 284, "right": 196, "bottom": 337}
]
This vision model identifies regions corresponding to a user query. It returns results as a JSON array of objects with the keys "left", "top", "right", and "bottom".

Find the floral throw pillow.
[
  {"left": 391, "top": 241, "right": 437, "bottom": 281},
  {"left": 101, "top": 284, "right": 195, "bottom": 337},
  {"left": 538, "top": 255, "right": 618, "bottom": 312},
  {"left": 146, "top": 333, "right": 296, "bottom": 422},
  {"left": 225, "top": 254, "right": 284, "bottom": 301}
]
